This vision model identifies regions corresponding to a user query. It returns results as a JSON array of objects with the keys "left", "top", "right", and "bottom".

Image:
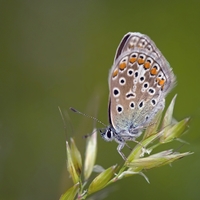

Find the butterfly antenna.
[
  {"left": 70, "top": 107, "right": 107, "bottom": 127},
  {"left": 83, "top": 128, "right": 102, "bottom": 139}
]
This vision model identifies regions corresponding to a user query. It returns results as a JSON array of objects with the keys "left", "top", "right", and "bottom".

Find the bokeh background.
[{"left": 1, "top": 1, "right": 200, "bottom": 199}]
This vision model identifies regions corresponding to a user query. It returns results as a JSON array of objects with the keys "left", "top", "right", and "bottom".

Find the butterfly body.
[{"left": 100, "top": 32, "right": 176, "bottom": 159}]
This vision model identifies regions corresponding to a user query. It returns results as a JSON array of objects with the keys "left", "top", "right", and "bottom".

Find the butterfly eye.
[
  {"left": 106, "top": 130, "right": 112, "bottom": 138},
  {"left": 100, "top": 129, "right": 114, "bottom": 142}
]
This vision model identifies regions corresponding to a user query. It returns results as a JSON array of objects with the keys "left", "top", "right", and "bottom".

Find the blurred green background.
[{"left": 0, "top": 1, "right": 200, "bottom": 199}]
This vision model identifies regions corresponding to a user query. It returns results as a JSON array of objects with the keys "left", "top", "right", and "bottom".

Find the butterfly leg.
[
  {"left": 117, "top": 143, "right": 126, "bottom": 160},
  {"left": 125, "top": 143, "right": 133, "bottom": 151}
]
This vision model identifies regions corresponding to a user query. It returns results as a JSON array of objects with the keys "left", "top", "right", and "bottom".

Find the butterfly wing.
[{"left": 108, "top": 32, "right": 176, "bottom": 134}]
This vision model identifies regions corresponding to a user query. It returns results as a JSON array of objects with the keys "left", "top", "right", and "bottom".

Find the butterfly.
[{"left": 100, "top": 32, "right": 176, "bottom": 159}]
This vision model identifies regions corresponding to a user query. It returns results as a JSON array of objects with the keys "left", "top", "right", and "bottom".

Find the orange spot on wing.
[
  {"left": 150, "top": 67, "right": 158, "bottom": 75},
  {"left": 138, "top": 58, "right": 145, "bottom": 65},
  {"left": 113, "top": 69, "right": 118, "bottom": 78},
  {"left": 129, "top": 57, "right": 136, "bottom": 63},
  {"left": 159, "top": 79, "right": 165, "bottom": 86},
  {"left": 144, "top": 62, "right": 150, "bottom": 69},
  {"left": 119, "top": 62, "right": 127, "bottom": 70}
]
